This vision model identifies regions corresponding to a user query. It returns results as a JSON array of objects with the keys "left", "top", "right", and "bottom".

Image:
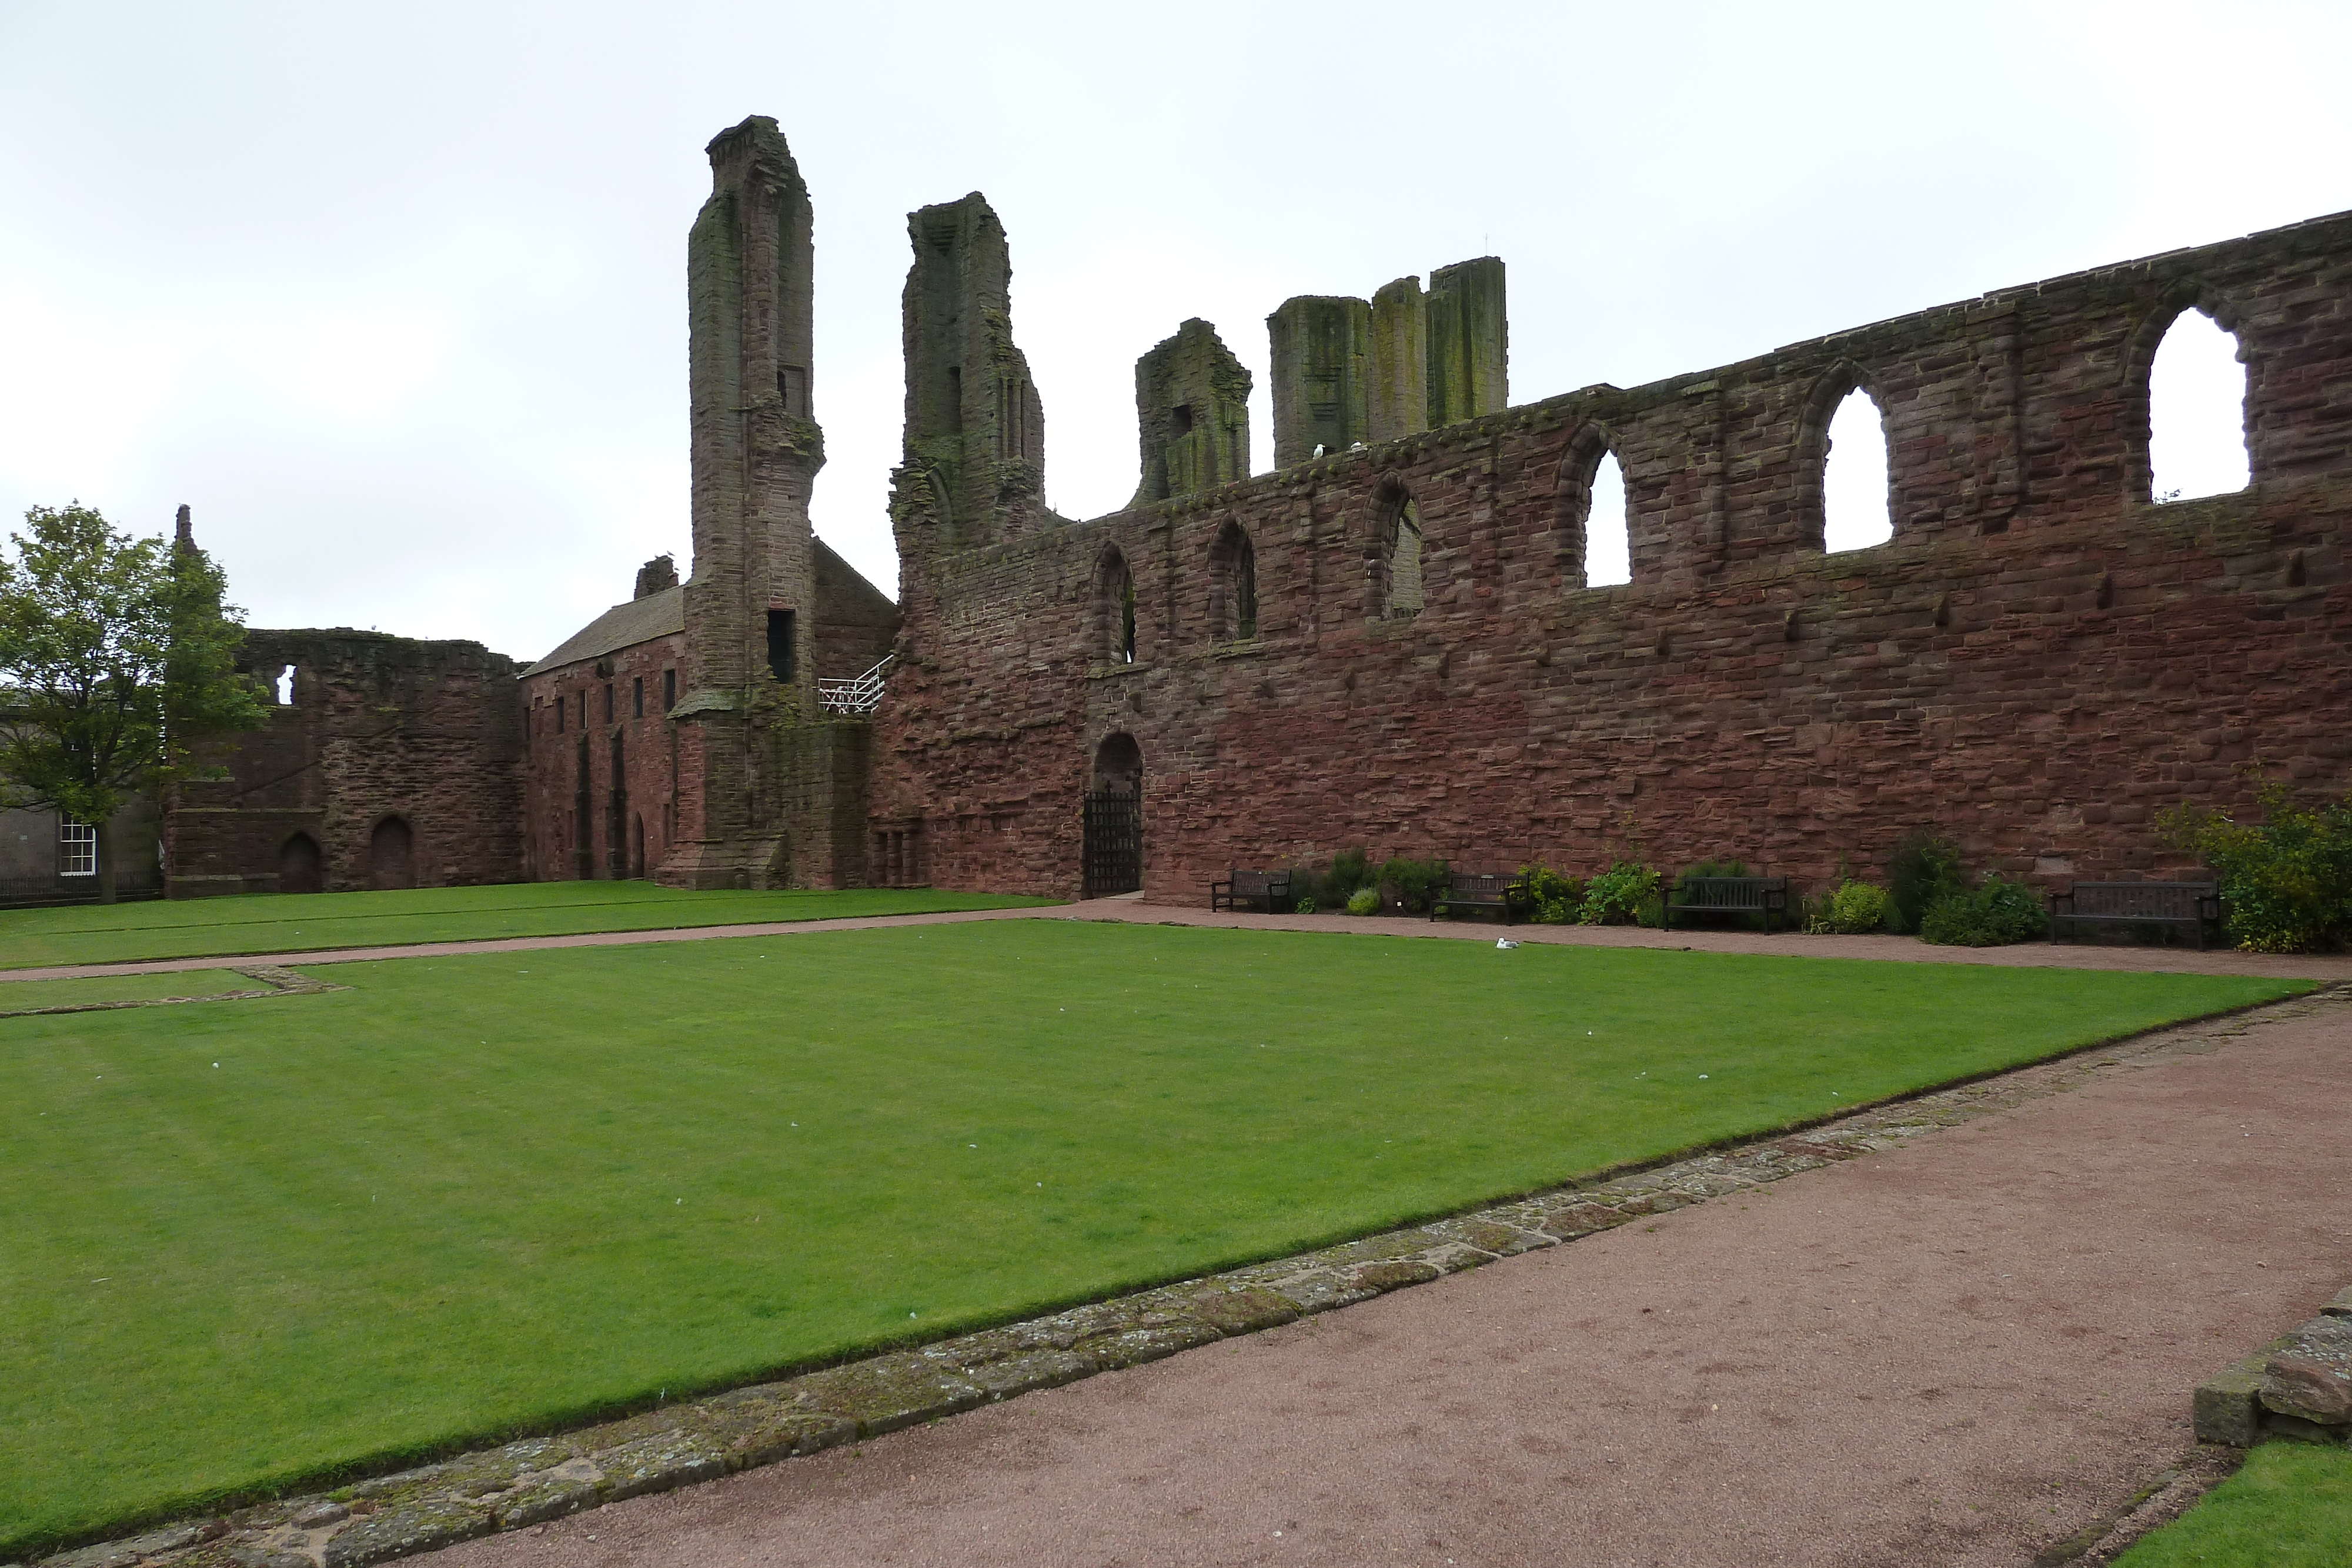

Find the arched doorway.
[
  {"left": 1083, "top": 733, "right": 1143, "bottom": 897},
  {"left": 279, "top": 833, "right": 322, "bottom": 895},
  {"left": 369, "top": 816, "right": 416, "bottom": 891}
]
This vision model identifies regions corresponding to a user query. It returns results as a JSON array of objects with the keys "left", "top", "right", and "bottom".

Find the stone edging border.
[
  {"left": 19, "top": 984, "right": 2346, "bottom": 1568},
  {"left": 0, "top": 967, "right": 349, "bottom": 1021}
]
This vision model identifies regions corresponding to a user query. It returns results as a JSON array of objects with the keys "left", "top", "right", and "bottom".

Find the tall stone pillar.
[
  {"left": 1268, "top": 295, "right": 1371, "bottom": 468},
  {"left": 894, "top": 193, "right": 1050, "bottom": 550},
  {"left": 1129, "top": 318, "right": 1252, "bottom": 506},
  {"left": 1367, "top": 277, "right": 1429, "bottom": 444},
  {"left": 1426, "top": 256, "right": 1508, "bottom": 427},
  {"left": 662, "top": 115, "right": 824, "bottom": 890}
]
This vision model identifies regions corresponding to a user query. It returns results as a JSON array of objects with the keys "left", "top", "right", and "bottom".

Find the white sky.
[{"left": 2, "top": 1, "right": 2346, "bottom": 662}]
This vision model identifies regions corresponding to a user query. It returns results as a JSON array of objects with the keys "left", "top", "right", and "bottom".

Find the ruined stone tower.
[
  {"left": 664, "top": 115, "right": 824, "bottom": 889},
  {"left": 1271, "top": 259, "right": 1509, "bottom": 460},
  {"left": 1130, "top": 319, "right": 1251, "bottom": 505},
  {"left": 1267, "top": 296, "right": 1371, "bottom": 467},
  {"left": 891, "top": 193, "right": 1052, "bottom": 550}
]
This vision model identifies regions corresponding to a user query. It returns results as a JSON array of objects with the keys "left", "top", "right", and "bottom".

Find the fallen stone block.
[{"left": 2193, "top": 1358, "right": 2269, "bottom": 1447}]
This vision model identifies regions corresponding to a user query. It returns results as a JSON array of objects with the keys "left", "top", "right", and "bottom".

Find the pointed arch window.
[
  {"left": 1558, "top": 426, "right": 1631, "bottom": 587},
  {"left": 2149, "top": 306, "right": 2249, "bottom": 503},
  {"left": 1799, "top": 365, "right": 1892, "bottom": 553},
  {"left": 1822, "top": 387, "right": 1892, "bottom": 552},
  {"left": 1210, "top": 521, "right": 1257, "bottom": 641}
]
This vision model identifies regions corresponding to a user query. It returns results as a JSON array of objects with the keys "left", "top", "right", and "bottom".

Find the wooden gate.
[{"left": 1082, "top": 787, "right": 1142, "bottom": 897}]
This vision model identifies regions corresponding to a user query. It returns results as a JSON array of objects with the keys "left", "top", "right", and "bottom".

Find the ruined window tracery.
[
  {"left": 1375, "top": 481, "right": 1423, "bottom": 617},
  {"left": 2149, "top": 307, "right": 2250, "bottom": 502},
  {"left": 1210, "top": 521, "right": 1257, "bottom": 641},
  {"left": 1095, "top": 547, "right": 1137, "bottom": 663}
]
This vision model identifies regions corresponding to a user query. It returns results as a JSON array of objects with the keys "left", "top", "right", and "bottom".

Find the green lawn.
[
  {"left": 0, "top": 921, "right": 2301, "bottom": 1552},
  {"left": 2117, "top": 1443, "right": 2352, "bottom": 1566},
  {"left": 0, "top": 881, "right": 1055, "bottom": 969}
]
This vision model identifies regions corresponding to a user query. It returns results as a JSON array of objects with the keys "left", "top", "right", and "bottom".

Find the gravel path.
[
  {"left": 8, "top": 894, "right": 2350, "bottom": 984},
  {"left": 417, "top": 991, "right": 2352, "bottom": 1568}
]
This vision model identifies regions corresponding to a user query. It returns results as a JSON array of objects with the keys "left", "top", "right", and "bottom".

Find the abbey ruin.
[{"left": 165, "top": 117, "right": 2352, "bottom": 904}]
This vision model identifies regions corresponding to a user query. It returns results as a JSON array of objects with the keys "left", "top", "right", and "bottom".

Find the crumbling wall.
[
  {"left": 814, "top": 537, "right": 901, "bottom": 679},
  {"left": 170, "top": 631, "right": 524, "bottom": 895},
  {"left": 876, "top": 209, "right": 2352, "bottom": 904}
]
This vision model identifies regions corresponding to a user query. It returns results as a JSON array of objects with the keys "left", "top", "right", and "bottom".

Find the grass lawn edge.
[{"left": 10, "top": 975, "right": 2319, "bottom": 1563}]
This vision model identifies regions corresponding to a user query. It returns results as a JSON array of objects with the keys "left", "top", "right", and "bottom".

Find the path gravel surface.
[{"left": 416, "top": 989, "right": 2352, "bottom": 1568}]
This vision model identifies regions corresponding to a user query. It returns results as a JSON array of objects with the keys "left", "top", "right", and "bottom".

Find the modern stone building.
[{"left": 171, "top": 116, "right": 2352, "bottom": 904}]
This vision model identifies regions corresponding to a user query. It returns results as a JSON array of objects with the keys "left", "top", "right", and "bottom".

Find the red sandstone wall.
[
  {"left": 169, "top": 631, "right": 525, "bottom": 895},
  {"left": 519, "top": 632, "right": 686, "bottom": 881},
  {"left": 874, "top": 210, "right": 2352, "bottom": 902}
]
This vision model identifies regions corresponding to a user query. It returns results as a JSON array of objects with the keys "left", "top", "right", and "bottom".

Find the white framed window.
[{"left": 59, "top": 822, "right": 97, "bottom": 877}]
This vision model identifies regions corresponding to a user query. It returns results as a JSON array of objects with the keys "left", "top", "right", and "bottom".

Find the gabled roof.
[{"left": 522, "top": 585, "right": 684, "bottom": 677}]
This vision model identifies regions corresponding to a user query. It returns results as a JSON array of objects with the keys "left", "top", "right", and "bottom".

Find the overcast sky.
[{"left": 2, "top": 1, "right": 2346, "bottom": 661}]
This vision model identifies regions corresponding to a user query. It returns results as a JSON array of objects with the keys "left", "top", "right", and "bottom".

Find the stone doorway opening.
[
  {"left": 369, "top": 816, "right": 415, "bottom": 891},
  {"left": 1083, "top": 733, "right": 1142, "bottom": 898},
  {"left": 279, "top": 832, "right": 322, "bottom": 895}
]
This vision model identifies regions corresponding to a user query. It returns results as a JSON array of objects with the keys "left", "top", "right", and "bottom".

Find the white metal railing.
[{"left": 817, "top": 653, "right": 894, "bottom": 717}]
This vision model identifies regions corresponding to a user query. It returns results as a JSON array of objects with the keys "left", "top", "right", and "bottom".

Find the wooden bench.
[
  {"left": 2045, "top": 881, "right": 2224, "bottom": 949},
  {"left": 1430, "top": 870, "right": 1532, "bottom": 925},
  {"left": 1210, "top": 868, "right": 1292, "bottom": 915},
  {"left": 1663, "top": 875, "right": 1790, "bottom": 933}
]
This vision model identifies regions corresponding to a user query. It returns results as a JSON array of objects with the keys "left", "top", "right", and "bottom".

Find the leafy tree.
[
  {"left": 0, "top": 503, "right": 266, "bottom": 901},
  {"left": 2161, "top": 778, "right": 2352, "bottom": 952}
]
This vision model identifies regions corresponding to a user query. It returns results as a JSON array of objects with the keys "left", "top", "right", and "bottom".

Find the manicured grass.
[
  {"left": 0, "top": 881, "right": 1055, "bottom": 969},
  {"left": 0, "top": 972, "right": 274, "bottom": 1012},
  {"left": 2117, "top": 1442, "right": 2352, "bottom": 1566},
  {"left": 0, "top": 922, "right": 2301, "bottom": 1552}
]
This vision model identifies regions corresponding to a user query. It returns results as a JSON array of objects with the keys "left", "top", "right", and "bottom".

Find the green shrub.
[
  {"left": 1578, "top": 862, "right": 1661, "bottom": 925},
  {"left": 1294, "top": 897, "right": 1317, "bottom": 915},
  {"left": 1518, "top": 864, "right": 1584, "bottom": 925},
  {"left": 1297, "top": 848, "right": 1369, "bottom": 911},
  {"left": 1918, "top": 874, "right": 2048, "bottom": 946},
  {"left": 1377, "top": 856, "right": 1448, "bottom": 916},
  {"left": 1345, "top": 887, "right": 1381, "bottom": 917},
  {"left": 1886, "top": 831, "right": 1968, "bottom": 934},
  {"left": 1818, "top": 880, "right": 1890, "bottom": 934},
  {"left": 2160, "top": 780, "right": 2352, "bottom": 952}
]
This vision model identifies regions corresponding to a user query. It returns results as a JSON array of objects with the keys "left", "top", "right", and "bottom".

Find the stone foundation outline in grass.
[
  {"left": 21, "top": 983, "right": 2341, "bottom": 1568},
  {"left": 0, "top": 967, "right": 347, "bottom": 1019}
]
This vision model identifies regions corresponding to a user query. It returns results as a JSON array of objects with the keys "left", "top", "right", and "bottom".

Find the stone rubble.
[{"left": 21, "top": 985, "right": 2341, "bottom": 1568}]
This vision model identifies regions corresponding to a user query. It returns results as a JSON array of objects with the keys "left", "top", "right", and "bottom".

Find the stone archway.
[
  {"left": 279, "top": 832, "right": 322, "bottom": 895},
  {"left": 369, "top": 816, "right": 416, "bottom": 891},
  {"left": 1083, "top": 733, "right": 1142, "bottom": 897}
]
